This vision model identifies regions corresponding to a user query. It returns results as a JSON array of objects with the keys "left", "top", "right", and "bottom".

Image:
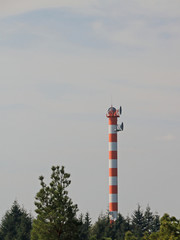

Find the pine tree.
[
  {"left": 90, "top": 213, "right": 109, "bottom": 240},
  {"left": 84, "top": 212, "right": 92, "bottom": 239},
  {"left": 151, "top": 213, "right": 160, "bottom": 233},
  {"left": 31, "top": 165, "right": 79, "bottom": 240},
  {"left": 131, "top": 204, "right": 145, "bottom": 239},
  {"left": 0, "top": 201, "right": 32, "bottom": 240},
  {"left": 144, "top": 205, "right": 154, "bottom": 233},
  {"left": 79, "top": 212, "right": 92, "bottom": 240}
]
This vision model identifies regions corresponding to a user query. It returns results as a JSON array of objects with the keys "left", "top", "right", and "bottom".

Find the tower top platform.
[{"left": 106, "top": 106, "right": 120, "bottom": 118}]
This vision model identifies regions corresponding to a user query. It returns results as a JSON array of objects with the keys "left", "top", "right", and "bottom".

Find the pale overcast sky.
[{"left": 0, "top": 0, "right": 179, "bottom": 221}]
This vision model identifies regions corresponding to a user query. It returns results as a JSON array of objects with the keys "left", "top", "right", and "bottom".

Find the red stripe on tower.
[
  {"left": 109, "top": 134, "right": 117, "bottom": 142},
  {"left": 109, "top": 185, "right": 118, "bottom": 194},
  {"left": 109, "top": 202, "right": 118, "bottom": 211},
  {"left": 109, "top": 151, "right": 117, "bottom": 159},
  {"left": 109, "top": 168, "right": 117, "bottom": 176}
]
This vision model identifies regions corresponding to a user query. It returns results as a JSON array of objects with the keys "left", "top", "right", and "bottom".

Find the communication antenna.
[
  {"left": 111, "top": 95, "right": 113, "bottom": 107},
  {"left": 119, "top": 106, "right": 122, "bottom": 115}
]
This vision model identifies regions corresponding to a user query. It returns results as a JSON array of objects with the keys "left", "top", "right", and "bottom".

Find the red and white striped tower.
[{"left": 106, "top": 106, "right": 123, "bottom": 223}]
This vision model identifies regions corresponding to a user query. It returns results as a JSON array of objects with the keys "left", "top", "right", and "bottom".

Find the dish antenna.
[
  {"left": 119, "top": 106, "right": 122, "bottom": 115},
  {"left": 116, "top": 122, "right": 124, "bottom": 131}
]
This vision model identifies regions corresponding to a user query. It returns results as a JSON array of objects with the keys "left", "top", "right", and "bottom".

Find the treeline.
[
  {"left": 79, "top": 204, "right": 160, "bottom": 240},
  {"left": 0, "top": 165, "right": 179, "bottom": 240},
  {"left": 79, "top": 208, "right": 180, "bottom": 240}
]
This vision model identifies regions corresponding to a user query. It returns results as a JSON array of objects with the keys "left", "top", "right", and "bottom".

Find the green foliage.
[
  {"left": 131, "top": 204, "right": 160, "bottom": 240},
  {"left": 90, "top": 212, "right": 131, "bottom": 240},
  {"left": 143, "top": 205, "right": 160, "bottom": 235},
  {"left": 31, "top": 165, "right": 79, "bottom": 240},
  {"left": 125, "top": 231, "right": 137, "bottom": 240},
  {"left": 90, "top": 213, "right": 109, "bottom": 240},
  {"left": 0, "top": 200, "right": 32, "bottom": 240},
  {"left": 108, "top": 213, "right": 130, "bottom": 240},
  {"left": 79, "top": 212, "right": 92, "bottom": 240},
  {"left": 149, "top": 214, "right": 180, "bottom": 240},
  {"left": 131, "top": 205, "right": 145, "bottom": 239},
  {"left": 89, "top": 207, "right": 158, "bottom": 240},
  {"left": 143, "top": 213, "right": 180, "bottom": 240},
  {"left": 144, "top": 205, "right": 154, "bottom": 233}
]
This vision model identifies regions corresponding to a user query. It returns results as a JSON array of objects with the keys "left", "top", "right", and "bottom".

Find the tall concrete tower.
[{"left": 106, "top": 106, "right": 123, "bottom": 222}]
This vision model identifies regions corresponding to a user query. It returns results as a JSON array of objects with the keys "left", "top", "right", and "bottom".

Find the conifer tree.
[
  {"left": 144, "top": 205, "right": 154, "bottom": 233},
  {"left": 131, "top": 204, "right": 145, "bottom": 239},
  {"left": 0, "top": 200, "right": 32, "bottom": 240},
  {"left": 31, "top": 165, "right": 79, "bottom": 240}
]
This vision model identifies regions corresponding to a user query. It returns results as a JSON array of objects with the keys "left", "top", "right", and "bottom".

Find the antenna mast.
[{"left": 106, "top": 105, "right": 124, "bottom": 223}]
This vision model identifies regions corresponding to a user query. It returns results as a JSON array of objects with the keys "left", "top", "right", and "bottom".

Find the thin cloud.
[
  {"left": 1, "top": 0, "right": 180, "bottom": 19},
  {"left": 0, "top": 0, "right": 97, "bottom": 18},
  {"left": 156, "top": 134, "right": 176, "bottom": 142}
]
